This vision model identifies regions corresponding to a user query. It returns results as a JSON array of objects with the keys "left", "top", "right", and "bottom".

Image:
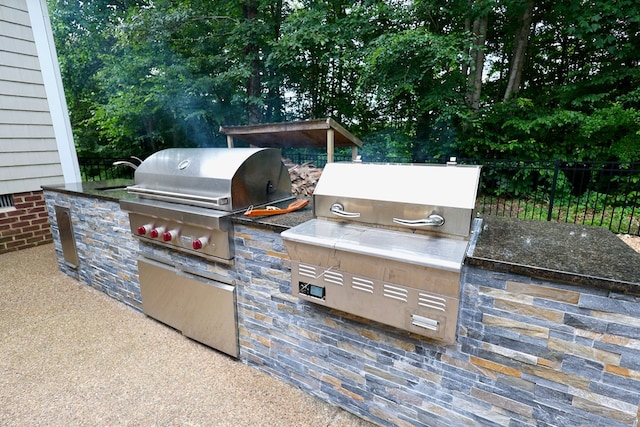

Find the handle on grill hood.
[
  {"left": 393, "top": 214, "right": 445, "bottom": 227},
  {"left": 330, "top": 203, "right": 361, "bottom": 218}
]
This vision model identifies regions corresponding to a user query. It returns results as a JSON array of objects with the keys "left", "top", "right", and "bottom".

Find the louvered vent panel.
[
  {"left": 418, "top": 292, "right": 447, "bottom": 311},
  {"left": 323, "top": 270, "right": 344, "bottom": 286},
  {"left": 383, "top": 284, "right": 409, "bottom": 303},
  {"left": 352, "top": 276, "right": 374, "bottom": 293},
  {"left": 298, "top": 264, "right": 317, "bottom": 279}
]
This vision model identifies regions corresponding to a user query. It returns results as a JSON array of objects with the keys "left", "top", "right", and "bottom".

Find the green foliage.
[{"left": 49, "top": 0, "right": 640, "bottom": 166}]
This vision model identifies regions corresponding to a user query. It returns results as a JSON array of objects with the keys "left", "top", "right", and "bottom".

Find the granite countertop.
[
  {"left": 43, "top": 181, "right": 639, "bottom": 292},
  {"left": 42, "top": 179, "right": 136, "bottom": 203},
  {"left": 468, "top": 215, "right": 640, "bottom": 293},
  {"left": 42, "top": 180, "right": 314, "bottom": 231}
]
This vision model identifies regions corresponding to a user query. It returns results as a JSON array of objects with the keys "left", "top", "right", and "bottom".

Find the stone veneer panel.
[
  {"left": 44, "top": 193, "right": 640, "bottom": 426},
  {"left": 234, "top": 224, "right": 640, "bottom": 427},
  {"left": 44, "top": 191, "right": 141, "bottom": 309}
]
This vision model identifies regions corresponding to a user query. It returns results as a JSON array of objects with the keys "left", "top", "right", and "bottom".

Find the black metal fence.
[{"left": 79, "top": 156, "right": 640, "bottom": 235}]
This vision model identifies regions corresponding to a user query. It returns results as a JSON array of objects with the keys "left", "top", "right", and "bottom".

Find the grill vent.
[
  {"left": 0, "top": 194, "right": 14, "bottom": 209},
  {"left": 351, "top": 277, "right": 374, "bottom": 293},
  {"left": 323, "top": 270, "right": 344, "bottom": 286},
  {"left": 418, "top": 292, "right": 447, "bottom": 312},
  {"left": 383, "top": 284, "right": 409, "bottom": 303},
  {"left": 298, "top": 264, "right": 317, "bottom": 279}
]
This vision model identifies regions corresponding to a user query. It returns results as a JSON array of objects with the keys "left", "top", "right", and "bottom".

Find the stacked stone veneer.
[
  {"left": 44, "top": 191, "right": 141, "bottom": 309},
  {"left": 0, "top": 190, "right": 52, "bottom": 254},
  {"left": 234, "top": 224, "right": 640, "bottom": 427},
  {"left": 44, "top": 192, "right": 640, "bottom": 426}
]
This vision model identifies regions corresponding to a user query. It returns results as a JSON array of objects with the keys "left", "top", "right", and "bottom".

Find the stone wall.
[
  {"left": 44, "top": 191, "right": 141, "bottom": 309},
  {"left": 0, "top": 190, "right": 52, "bottom": 254},
  {"left": 43, "top": 193, "right": 640, "bottom": 426},
  {"left": 234, "top": 224, "right": 640, "bottom": 427}
]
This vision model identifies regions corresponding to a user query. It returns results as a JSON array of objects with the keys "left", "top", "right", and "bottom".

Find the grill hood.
[
  {"left": 127, "top": 147, "right": 291, "bottom": 211},
  {"left": 313, "top": 162, "right": 482, "bottom": 238}
]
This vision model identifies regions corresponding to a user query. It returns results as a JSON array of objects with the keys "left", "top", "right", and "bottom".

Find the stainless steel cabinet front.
[{"left": 138, "top": 257, "right": 238, "bottom": 358}]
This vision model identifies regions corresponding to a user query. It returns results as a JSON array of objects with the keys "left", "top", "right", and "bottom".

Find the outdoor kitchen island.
[{"left": 43, "top": 180, "right": 640, "bottom": 427}]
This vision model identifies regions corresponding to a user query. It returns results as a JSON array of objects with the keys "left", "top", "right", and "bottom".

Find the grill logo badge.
[{"left": 177, "top": 159, "right": 191, "bottom": 170}]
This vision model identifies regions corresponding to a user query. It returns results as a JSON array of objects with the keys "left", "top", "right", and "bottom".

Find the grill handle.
[
  {"left": 330, "top": 203, "right": 361, "bottom": 218},
  {"left": 393, "top": 214, "right": 445, "bottom": 227}
]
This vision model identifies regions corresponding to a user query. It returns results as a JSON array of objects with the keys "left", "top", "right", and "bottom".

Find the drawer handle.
[{"left": 412, "top": 314, "right": 439, "bottom": 331}]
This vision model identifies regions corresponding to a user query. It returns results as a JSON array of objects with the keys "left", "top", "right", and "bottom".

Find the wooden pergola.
[{"left": 219, "top": 118, "right": 363, "bottom": 163}]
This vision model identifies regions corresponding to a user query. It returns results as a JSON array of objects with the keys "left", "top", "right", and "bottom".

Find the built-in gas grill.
[
  {"left": 120, "top": 147, "right": 292, "bottom": 357},
  {"left": 281, "top": 161, "right": 481, "bottom": 344},
  {"left": 121, "top": 147, "right": 292, "bottom": 262}
]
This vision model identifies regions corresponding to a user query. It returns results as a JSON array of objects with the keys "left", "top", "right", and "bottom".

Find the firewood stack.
[{"left": 282, "top": 158, "right": 323, "bottom": 196}]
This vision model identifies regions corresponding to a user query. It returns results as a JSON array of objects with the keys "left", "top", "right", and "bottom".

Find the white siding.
[{"left": 1, "top": 0, "right": 80, "bottom": 195}]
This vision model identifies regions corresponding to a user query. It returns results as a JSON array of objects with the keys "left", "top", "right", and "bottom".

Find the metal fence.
[{"left": 78, "top": 156, "right": 640, "bottom": 235}]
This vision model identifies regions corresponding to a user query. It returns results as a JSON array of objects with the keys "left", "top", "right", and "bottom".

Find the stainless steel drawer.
[{"left": 138, "top": 256, "right": 238, "bottom": 358}]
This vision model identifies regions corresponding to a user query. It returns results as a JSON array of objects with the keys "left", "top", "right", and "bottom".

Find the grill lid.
[
  {"left": 127, "top": 147, "right": 291, "bottom": 211},
  {"left": 313, "top": 162, "right": 481, "bottom": 238}
]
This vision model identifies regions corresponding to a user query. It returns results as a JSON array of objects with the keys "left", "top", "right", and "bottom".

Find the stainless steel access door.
[{"left": 137, "top": 256, "right": 239, "bottom": 358}]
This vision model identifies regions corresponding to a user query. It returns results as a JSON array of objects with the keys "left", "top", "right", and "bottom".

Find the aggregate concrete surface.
[{"left": 0, "top": 244, "right": 375, "bottom": 427}]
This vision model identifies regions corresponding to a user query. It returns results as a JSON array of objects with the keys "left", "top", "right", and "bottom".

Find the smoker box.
[{"left": 281, "top": 162, "right": 482, "bottom": 343}]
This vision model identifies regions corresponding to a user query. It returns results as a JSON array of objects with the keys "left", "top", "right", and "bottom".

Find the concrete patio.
[{"left": 0, "top": 244, "right": 374, "bottom": 427}]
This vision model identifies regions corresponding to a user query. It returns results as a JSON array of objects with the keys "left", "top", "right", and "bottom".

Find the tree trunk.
[
  {"left": 466, "top": 13, "right": 488, "bottom": 110},
  {"left": 244, "top": 0, "right": 261, "bottom": 124},
  {"left": 503, "top": 0, "right": 534, "bottom": 101}
]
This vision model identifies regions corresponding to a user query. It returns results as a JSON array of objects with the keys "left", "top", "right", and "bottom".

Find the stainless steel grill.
[
  {"left": 120, "top": 147, "right": 292, "bottom": 357},
  {"left": 281, "top": 161, "right": 481, "bottom": 344},
  {"left": 121, "top": 147, "right": 292, "bottom": 262}
]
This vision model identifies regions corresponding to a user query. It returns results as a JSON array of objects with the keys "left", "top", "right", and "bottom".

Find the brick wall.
[{"left": 0, "top": 190, "right": 52, "bottom": 254}]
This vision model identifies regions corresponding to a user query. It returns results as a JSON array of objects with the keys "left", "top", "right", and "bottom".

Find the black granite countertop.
[
  {"left": 43, "top": 181, "right": 639, "bottom": 293},
  {"left": 43, "top": 180, "right": 314, "bottom": 231},
  {"left": 468, "top": 215, "right": 640, "bottom": 293},
  {"left": 42, "top": 179, "right": 136, "bottom": 203},
  {"left": 231, "top": 198, "right": 314, "bottom": 232}
]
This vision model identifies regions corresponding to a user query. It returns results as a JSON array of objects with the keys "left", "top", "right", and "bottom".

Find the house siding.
[
  {"left": 1, "top": 0, "right": 70, "bottom": 251},
  {"left": 1, "top": 0, "right": 65, "bottom": 196}
]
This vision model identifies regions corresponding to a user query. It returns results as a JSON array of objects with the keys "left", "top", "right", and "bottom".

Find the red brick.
[
  {"left": 14, "top": 201, "right": 35, "bottom": 209},
  {"left": 0, "top": 217, "right": 17, "bottom": 225}
]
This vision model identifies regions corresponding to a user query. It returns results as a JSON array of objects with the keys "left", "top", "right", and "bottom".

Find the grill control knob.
[
  {"left": 137, "top": 224, "right": 154, "bottom": 235},
  {"left": 192, "top": 237, "right": 209, "bottom": 250},
  {"left": 162, "top": 230, "right": 178, "bottom": 242},
  {"left": 149, "top": 227, "right": 165, "bottom": 239}
]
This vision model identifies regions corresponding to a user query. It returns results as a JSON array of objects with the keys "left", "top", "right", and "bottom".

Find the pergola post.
[
  {"left": 326, "top": 128, "right": 334, "bottom": 163},
  {"left": 226, "top": 135, "right": 234, "bottom": 148}
]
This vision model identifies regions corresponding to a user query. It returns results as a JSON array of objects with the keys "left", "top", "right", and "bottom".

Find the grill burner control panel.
[{"left": 126, "top": 210, "right": 234, "bottom": 263}]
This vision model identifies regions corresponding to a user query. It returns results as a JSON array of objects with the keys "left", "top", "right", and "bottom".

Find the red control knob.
[
  {"left": 137, "top": 224, "right": 154, "bottom": 235},
  {"left": 162, "top": 230, "right": 178, "bottom": 242},
  {"left": 149, "top": 227, "right": 165, "bottom": 239},
  {"left": 192, "top": 237, "right": 209, "bottom": 250}
]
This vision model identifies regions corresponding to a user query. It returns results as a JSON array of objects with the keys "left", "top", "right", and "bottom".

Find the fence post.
[{"left": 547, "top": 160, "right": 561, "bottom": 221}]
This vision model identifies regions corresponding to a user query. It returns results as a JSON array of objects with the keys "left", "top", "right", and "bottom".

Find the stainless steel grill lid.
[
  {"left": 312, "top": 162, "right": 482, "bottom": 238},
  {"left": 127, "top": 147, "right": 291, "bottom": 211}
]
